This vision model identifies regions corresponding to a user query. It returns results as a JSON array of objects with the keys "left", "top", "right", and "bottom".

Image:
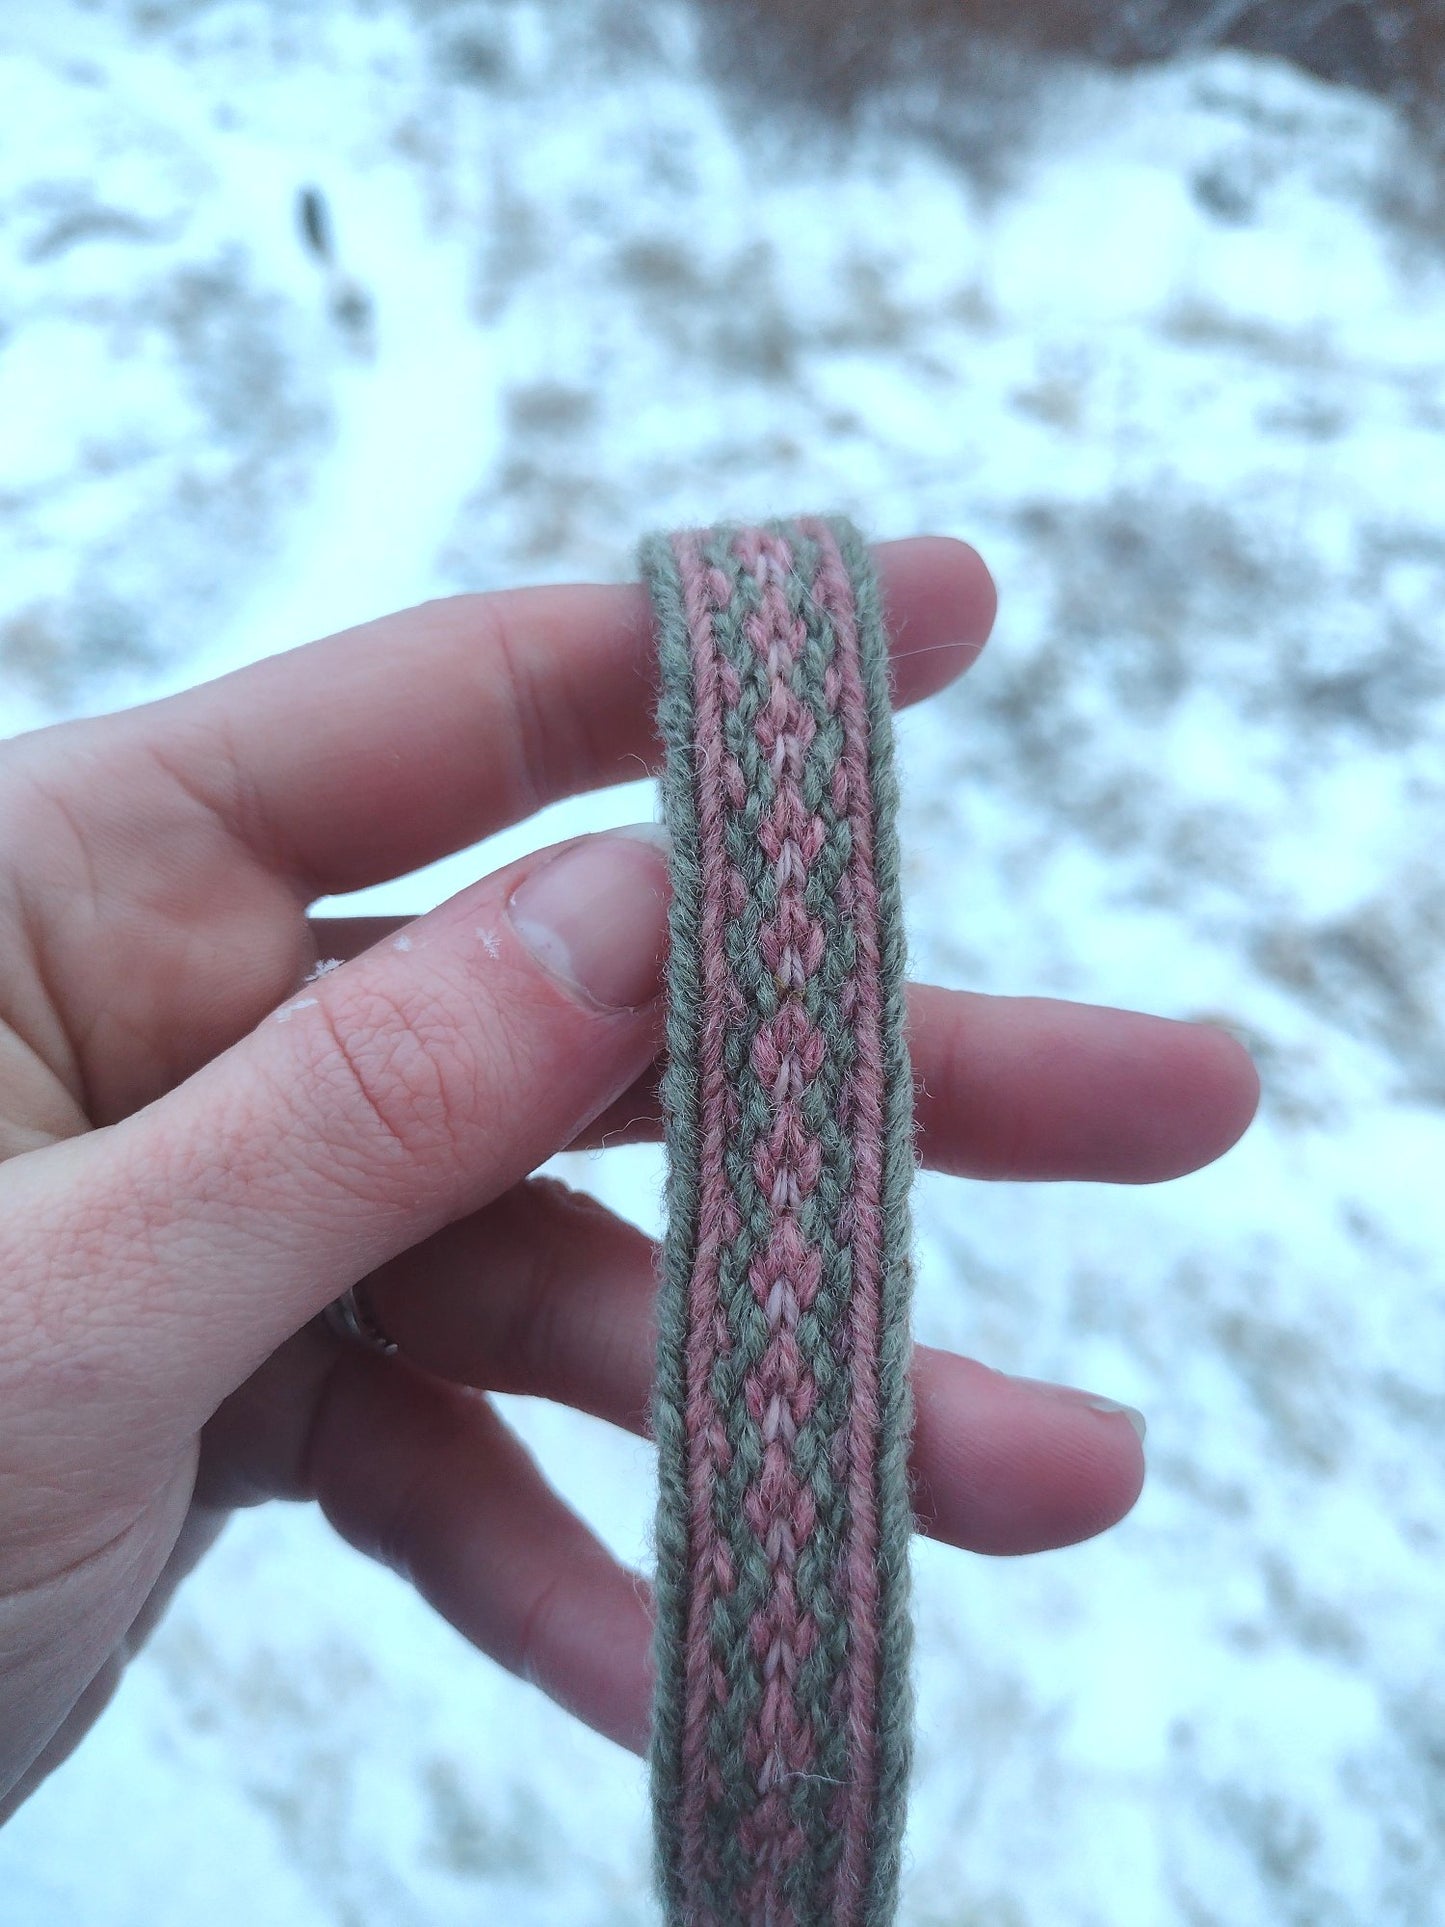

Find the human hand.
[{"left": 0, "top": 539, "right": 1258, "bottom": 1815}]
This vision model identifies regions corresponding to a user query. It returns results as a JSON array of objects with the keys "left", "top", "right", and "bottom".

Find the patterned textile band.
[{"left": 642, "top": 519, "right": 917, "bottom": 1927}]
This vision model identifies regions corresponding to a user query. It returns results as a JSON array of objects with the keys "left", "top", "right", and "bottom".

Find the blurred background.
[{"left": 2, "top": 2, "right": 1443, "bottom": 1921}]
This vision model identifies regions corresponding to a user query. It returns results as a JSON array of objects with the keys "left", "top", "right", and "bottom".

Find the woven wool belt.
[{"left": 642, "top": 518, "right": 917, "bottom": 1927}]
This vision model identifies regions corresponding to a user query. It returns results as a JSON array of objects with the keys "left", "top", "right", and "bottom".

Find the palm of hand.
[
  {"left": 0, "top": 729, "right": 322, "bottom": 1812},
  {"left": 0, "top": 542, "right": 1258, "bottom": 1820}
]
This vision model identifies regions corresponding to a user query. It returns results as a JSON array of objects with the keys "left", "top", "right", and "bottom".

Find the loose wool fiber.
[{"left": 643, "top": 519, "right": 918, "bottom": 1926}]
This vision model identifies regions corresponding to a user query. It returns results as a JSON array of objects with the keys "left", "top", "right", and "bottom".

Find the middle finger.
[{"left": 307, "top": 931, "right": 1260, "bottom": 1186}]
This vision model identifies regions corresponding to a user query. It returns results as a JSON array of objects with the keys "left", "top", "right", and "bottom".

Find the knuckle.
[
  {"left": 475, "top": 595, "right": 553, "bottom": 820},
  {"left": 494, "top": 1254, "right": 566, "bottom": 1399},
  {"left": 513, "top": 1568, "right": 565, "bottom": 1687},
  {"left": 489, "top": 1183, "right": 590, "bottom": 1393},
  {"left": 290, "top": 971, "right": 499, "bottom": 1200},
  {"left": 490, "top": 1181, "right": 639, "bottom": 1403}
]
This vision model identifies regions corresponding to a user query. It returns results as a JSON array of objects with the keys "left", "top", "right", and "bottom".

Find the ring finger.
[{"left": 331, "top": 1177, "right": 1147, "bottom": 1558}]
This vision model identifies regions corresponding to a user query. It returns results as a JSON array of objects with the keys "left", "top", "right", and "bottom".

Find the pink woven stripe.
[
  {"left": 731, "top": 527, "right": 824, "bottom": 1918},
  {"left": 800, "top": 518, "right": 889, "bottom": 1925}
]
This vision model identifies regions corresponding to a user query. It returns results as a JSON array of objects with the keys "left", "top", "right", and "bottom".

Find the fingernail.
[
  {"left": 1010, "top": 1374, "right": 1147, "bottom": 1444},
  {"left": 507, "top": 825, "right": 671, "bottom": 1013},
  {"left": 1082, "top": 1395, "right": 1148, "bottom": 1445}
]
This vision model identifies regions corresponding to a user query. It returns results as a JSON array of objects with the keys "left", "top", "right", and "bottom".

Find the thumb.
[{"left": 3, "top": 826, "right": 671, "bottom": 1425}]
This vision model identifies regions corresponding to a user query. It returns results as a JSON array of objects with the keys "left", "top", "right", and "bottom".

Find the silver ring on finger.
[{"left": 321, "top": 1282, "right": 400, "bottom": 1358}]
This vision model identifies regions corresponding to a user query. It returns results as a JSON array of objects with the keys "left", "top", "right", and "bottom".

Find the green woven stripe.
[
  {"left": 642, "top": 527, "right": 707, "bottom": 1925},
  {"left": 838, "top": 518, "right": 917, "bottom": 1924}
]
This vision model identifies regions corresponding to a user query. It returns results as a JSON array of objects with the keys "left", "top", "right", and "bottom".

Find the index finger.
[{"left": 102, "top": 536, "right": 996, "bottom": 897}]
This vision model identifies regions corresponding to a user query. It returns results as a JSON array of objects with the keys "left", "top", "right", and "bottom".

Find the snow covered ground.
[{"left": 2, "top": 3, "right": 1443, "bottom": 1921}]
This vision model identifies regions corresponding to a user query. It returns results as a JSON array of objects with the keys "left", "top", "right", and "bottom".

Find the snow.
[{"left": 1, "top": 3, "right": 1442, "bottom": 1922}]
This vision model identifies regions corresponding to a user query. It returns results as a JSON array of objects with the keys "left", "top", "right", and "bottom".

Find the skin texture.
[{"left": 0, "top": 537, "right": 1259, "bottom": 1815}]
